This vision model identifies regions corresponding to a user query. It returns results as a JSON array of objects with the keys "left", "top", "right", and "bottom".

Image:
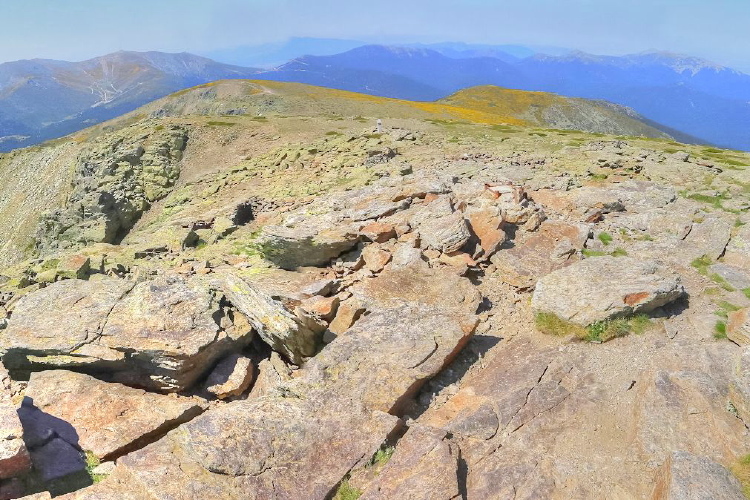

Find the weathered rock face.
[
  {"left": 256, "top": 224, "right": 360, "bottom": 270},
  {"left": 21, "top": 370, "right": 205, "bottom": 460},
  {"left": 651, "top": 451, "right": 746, "bottom": 500},
  {"left": 1, "top": 275, "right": 254, "bottom": 392},
  {"left": 725, "top": 224, "right": 750, "bottom": 270},
  {"left": 532, "top": 256, "right": 686, "bottom": 325},
  {"left": 36, "top": 125, "right": 188, "bottom": 254},
  {"left": 219, "top": 274, "right": 324, "bottom": 365},
  {"left": 0, "top": 363, "right": 30, "bottom": 480}
]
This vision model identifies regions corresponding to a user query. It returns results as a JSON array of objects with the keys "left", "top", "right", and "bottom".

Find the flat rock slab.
[
  {"left": 652, "top": 451, "right": 745, "bottom": 500},
  {"left": 532, "top": 256, "right": 685, "bottom": 326},
  {"left": 360, "top": 425, "right": 460, "bottom": 500},
  {"left": 2, "top": 275, "right": 254, "bottom": 392},
  {"left": 297, "top": 304, "right": 478, "bottom": 415},
  {"left": 709, "top": 263, "right": 750, "bottom": 290},
  {"left": 22, "top": 370, "right": 205, "bottom": 460},
  {"left": 60, "top": 398, "right": 399, "bottom": 500}
]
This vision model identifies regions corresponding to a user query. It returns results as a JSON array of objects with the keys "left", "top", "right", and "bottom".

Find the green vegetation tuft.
[
  {"left": 207, "top": 121, "right": 236, "bottom": 127},
  {"left": 85, "top": 451, "right": 107, "bottom": 484},
  {"left": 598, "top": 232, "right": 613, "bottom": 246},
  {"left": 535, "top": 312, "right": 651, "bottom": 343},
  {"left": 744, "top": 288, "right": 750, "bottom": 300},
  {"left": 370, "top": 445, "right": 395, "bottom": 468},
  {"left": 582, "top": 247, "right": 627, "bottom": 258}
]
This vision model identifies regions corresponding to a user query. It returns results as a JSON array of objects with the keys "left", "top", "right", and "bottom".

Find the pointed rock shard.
[
  {"left": 21, "top": 370, "right": 206, "bottom": 460},
  {"left": 220, "top": 274, "right": 325, "bottom": 365}
]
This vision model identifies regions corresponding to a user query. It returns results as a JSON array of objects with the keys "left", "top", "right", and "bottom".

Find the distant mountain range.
[
  {"left": 2, "top": 40, "right": 750, "bottom": 151},
  {"left": 255, "top": 45, "right": 750, "bottom": 150},
  {"left": 0, "top": 51, "right": 258, "bottom": 150}
]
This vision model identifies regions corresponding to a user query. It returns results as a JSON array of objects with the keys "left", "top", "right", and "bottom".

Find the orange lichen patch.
[{"left": 624, "top": 292, "right": 650, "bottom": 306}]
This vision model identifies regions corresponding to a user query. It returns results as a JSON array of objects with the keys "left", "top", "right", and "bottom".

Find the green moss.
[
  {"left": 333, "top": 479, "right": 362, "bottom": 500},
  {"left": 85, "top": 451, "right": 107, "bottom": 484},
  {"left": 691, "top": 255, "right": 713, "bottom": 275},
  {"left": 744, "top": 288, "right": 750, "bottom": 299},
  {"left": 715, "top": 321, "right": 728, "bottom": 339},
  {"left": 598, "top": 232, "right": 613, "bottom": 246},
  {"left": 585, "top": 314, "right": 651, "bottom": 343},
  {"left": 535, "top": 312, "right": 588, "bottom": 338}
]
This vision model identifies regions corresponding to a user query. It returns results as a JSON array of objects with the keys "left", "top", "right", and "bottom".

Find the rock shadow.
[{"left": 16, "top": 397, "right": 91, "bottom": 497}]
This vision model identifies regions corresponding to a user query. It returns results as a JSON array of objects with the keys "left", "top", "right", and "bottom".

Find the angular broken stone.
[
  {"left": 21, "top": 370, "right": 205, "bottom": 460},
  {"left": 299, "top": 304, "right": 478, "bottom": 414},
  {"left": 490, "top": 220, "right": 589, "bottom": 288},
  {"left": 205, "top": 354, "right": 255, "bottom": 399},
  {"left": 360, "top": 222, "right": 396, "bottom": 243},
  {"left": 0, "top": 363, "right": 30, "bottom": 480},
  {"left": 532, "top": 256, "right": 685, "bottom": 326},
  {"left": 220, "top": 274, "right": 325, "bottom": 365},
  {"left": 362, "top": 245, "right": 391, "bottom": 273},
  {"left": 418, "top": 211, "right": 471, "bottom": 254}
]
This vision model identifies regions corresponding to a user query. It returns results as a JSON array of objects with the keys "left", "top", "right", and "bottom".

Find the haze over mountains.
[{"left": 1, "top": 39, "right": 750, "bottom": 151}]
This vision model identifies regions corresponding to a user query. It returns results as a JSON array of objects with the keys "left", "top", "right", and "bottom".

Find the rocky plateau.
[{"left": 0, "top": 80, "right": 749, "bottom": 499}]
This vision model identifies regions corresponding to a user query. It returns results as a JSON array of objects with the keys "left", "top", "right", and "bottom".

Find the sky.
[{"left": 1, "top": 0, "right": 750, "bottom": 71}]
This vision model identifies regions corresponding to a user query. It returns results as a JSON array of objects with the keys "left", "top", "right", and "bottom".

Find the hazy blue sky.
[{"left": 2, "top": 0, "right": 749, "bottom": 71}]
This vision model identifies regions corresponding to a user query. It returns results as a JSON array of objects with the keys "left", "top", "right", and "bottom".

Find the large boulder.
[
  {"left": 257, "top": 224, "right": 360, "bottom": 270},
  {"left": 0, "top": 278, "right": 134, "bottom": 372},
  {"left": 532, "top": 256, "right": 685, "bottom": 326},
  {"left": 297, "top": 304, "right": 478, "bottom": 414},
  {"left": 21, "top": 370, "right": 206, "bottom": 460},
  {"left": 1, "top": 275, "right": 254, "bottom": 392}
]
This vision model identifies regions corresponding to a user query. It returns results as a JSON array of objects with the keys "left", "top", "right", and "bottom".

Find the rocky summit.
[{"left": 0, "top": 79, "right": 750, "bottom": 499}]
